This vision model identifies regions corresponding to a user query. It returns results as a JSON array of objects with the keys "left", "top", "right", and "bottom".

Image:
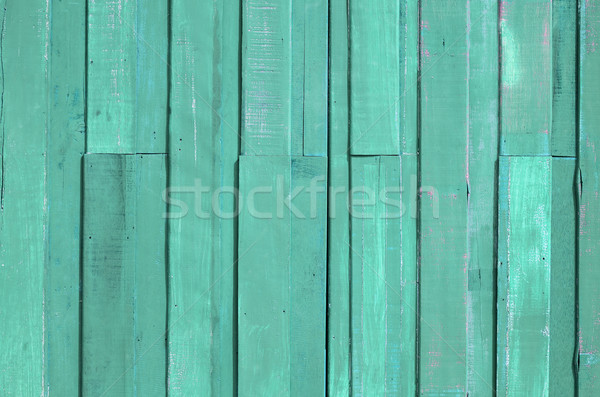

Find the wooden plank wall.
[{"left": 0, "top": 0, "right": 597, "bottom": 396}]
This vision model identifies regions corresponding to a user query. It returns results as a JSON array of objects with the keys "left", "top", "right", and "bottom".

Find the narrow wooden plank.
[
  {"left": 133, "top": 154, "right": 167, "bottom": 396},
  {"left": 135, "top": 0, "right": 168, "bottom": 153},
  {"left": 549, "top": 158, "right": 576, "bottom": 396},
  {"left": 82, "top": 154, "right": 167, "bottom": 396},
  {"left": 290, "top": 0, "right": 304, "bottom": 156},
  {"left": 241, "top": 0, "right": 292, "bottom": 155},
  {"left": 497, "top": 156, "right": 552, "bottom": 396},
  {"left": 400, "top": 0, "right": 419, "bottom": 156},
  {"left": 167, "top": 0, "right": 240, "bottom": 393},
  {"left": 551, "top": 0, "right": 577, "bottom": 156},
  {"left": 87, "top": 0, "right": 137, "bottom": 153},
  {"left": 327, "top": 0, "right": 350, "bottom": 392},
  {"left": 290, "top": 156, "right": 327, "bottom": 395},
  {"left": 578, "top": 0, "right": 600, "bottom": 392},
  {"left": 349, "top": 0, "right": 400, "bottom": 155},
  {"left": 44, "top": 0, "right": 86, "bottom": 394},
  {"left": 419, "top": 1, "right": 468, "bottom": 393},
  {"left": 350, "top": 156, "right": 403, "bottom": 394},
  {"left": 82, "top": 155, "right": 135, "bottom": 394},
  {"left": 0, "top": 1, "right": 48, "bottom": 394},
  {"left": 499, "top": 0, "right": 552, "bottom": 155},
  {"left": 303, "top": 0, "right": 328, "bottom": 156},
  {"left": 238, "top": 155, "right": 327, "bottom": 396},
  {"left": 466, "top": 1, "right": 498, "bottom": 395},
  {"left": 327, "top": 156, "right": 351, "bottom": 396}
]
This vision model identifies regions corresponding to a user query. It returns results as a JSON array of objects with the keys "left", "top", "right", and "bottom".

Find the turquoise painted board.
[{"left": 497, "top": 156, "right": 552, "bottom": 396}]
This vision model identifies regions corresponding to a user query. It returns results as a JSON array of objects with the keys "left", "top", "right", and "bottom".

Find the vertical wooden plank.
[
  {"left": 497, "top": 156, "right": 551, "bottom": 396},
  {"left": 327, "top": 0, "right": 350, "bottom": 392},
  {"left": 44, "top": 0, "right": 86, "bottom": 394},
  {"left": 87, "top": 0, "right": 137, "bottom": 153},
  {"left": 549, "top": 158, "right": 576, "bottom": 396},
  {"left": 82, "top": 155, "right": 135, "bottom": 395},
  {"left": 133, "top": 154, "right": 167, "bottom": 396},
  {"left": 0, "top": 1, "right": 48, "bottom": 394},
  {"left": 350, "top": 156, "right": 403, "bottom": 394},
  {"left": 578, "top": 0, "right": 600, "bottom": 392},
  {"left": 238, "top": 156, "right": 327, "bottom": 396},
  {"left": 551, "top": 0, "right": 577, "bottom": 156},
  {"left": 290, "top": 156, "right": 327, "bottom": 396},
  {"left": 400, "top": 0, "right": 419, "bottom": 156},
  {"left": 82, "top": 154, "right": 167, "bottom": 396},
  {"left": 419, "top": 0, "right": 468, "bottom": 394},
  {"left": 135, "top": 0, "right": 168, "bottom": 153},
  {"left": 466, "top": 1, "right": 498, "bottom": 395},
  {"left": 303, "top": 0, "right": 328, "bottom": 156},
  {"left": 241, "top": 0, "right": 292, "bottom": 155},
  {"left": 349, "top": 0, "right": 400, "bottom": 155},
  {"left": 499, "top": 0, "right": 552, "bottom": 155}
]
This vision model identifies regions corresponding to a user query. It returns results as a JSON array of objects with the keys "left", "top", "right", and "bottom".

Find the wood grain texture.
[
  {"left": 499, "top": 0, "right": 552, "bottom": 155},
  {"left": 349, "top": 0, "right": 400, "bottom": 155},
  {"left": 241, "top": 0, "right": 292, "bottom": 155},
  {"left": 167, "top": 0, "right": 240, "bottom": 394},
  {"left": 549, "top": 158, "right": 576, "bottom": 396},
  {"left": 497, "top": 156, "right": 552, "bottom": 397},
  {"left": 551, "top": 0, "right": 577, "bottom": 156},
  {"left": 350, "top": 155, "right": 415, "bottom": 394},
  {"left": 466, "top": 1, "right": 499, "bottom": 395},
  {"left": 238, "top": 155, "right": 327, "bottom": 396},
  {"left": 82, "top": 154, "right": 166, "bottom": 396},
  {"left": 578, "top": 0, "right": 600, "bottom": 392},
  {"left": 419, "top": 1, "right": 468, "bottom": 393},
  {"left": 0, "top": 1, "right": 48, "bottom": 395},
  {"left": 44, "top": 0, "right": 86, "bottom": 394},
  {"left": 87, "top": 0, "right": 168, "bottom": 153}
]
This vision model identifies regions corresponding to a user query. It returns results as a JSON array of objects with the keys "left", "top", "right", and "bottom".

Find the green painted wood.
[
  {"left": 499, "top": 0, "right": 552, "bottom": 156},
  {"left": 419, "top": 1, "right": 468, "bottom": 393},
  {"left": 549, "top": 157, "right": 576, "bottom": 396},
  {"left": 303, "top": 0, "right": 328, "bottom": 156},
  {"left": 87, "top": 0, "right": 167, "bottom": 153},
  {"left": 466, "top": 1, "right": 498, "bottom": 395},
  {"left": 578, "top": 0, "right": 600, "bottom": 392},
  {"left": 349, "top": 0, "right": 400, "bottom": 155},
  {"left": 327, "top": 156, "right": 351, "bottom": 396},
  {"left": 241, "top": 0, "right": 292, "bottom": 155},
  {"left": 44, "top": 0, "right": 86, "bottom": 394},
  {"left": 551, "top": 0, "right": 577, "bottom": 156},
  {"left": 167, "top": 0, "right": 240, "bottom": 394},
  {"left": 400, "top": 0, "right": 419, "bottom": 156},
  {"left": 0, "top": 1, "right": 48, "bottom": 394},
  {"left": 497, "top": 156, "right": 552, "bottom": 397},
  {"left": 350, "top": 155, "right": 411, "bottom": 394},
  {"left": 238, "top": 155, "right": 327, "bottom": 396},
  {"left": 82, "top": 154, "right": 167, "bottom": 396}
]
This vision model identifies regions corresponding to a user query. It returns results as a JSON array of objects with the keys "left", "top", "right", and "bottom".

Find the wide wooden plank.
[
  {"left": 549, "top": 158, "right": 576, "bottom": 395},
  {"left": 238, "top": 156, "right": 327, "bottom": 396},
  {"left": 44, "top": 0, "right": 86, "bottom": 394},
  {"left": 349, "top": 0, "right": 400, "bottom": 154},
  {"left": 350, "top": 156, "right": 411, "bottom": 394},
  {"left": 241, "top": 0, "right": 292, "bottom": 155},
  {"left": 167, "top": 0, "right": 240, "bottom": 394},
  {"left": 82, "top": 154, "right": 167, "bottom": 396},
  {"left": 466, "top": 1, "right": 498, "bottom": 395},
  {"left": 497, "top": 156, "right": 551, "bottom": 396},
  {"left": 578, "top": 0, "right": 600, "bottom": 392},
  {"left": 499, "top": 0, "right": 552, "bottom": 155},
  {"left": 551, "top": 0, "right": 577, "bottom": 156},
  {"left": 0, "top": 1, "right": 48, "bottom": 394},
  {"left": 419, "top": 1, "right": 468, "bottom": 393},
  {"left": 87, "top": 0, "right": 168, "bottom": 153}
]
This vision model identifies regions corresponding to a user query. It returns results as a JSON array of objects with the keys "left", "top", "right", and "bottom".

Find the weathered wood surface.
[{"left": 0, "top": 1, "right": 596, "bottom": 395}]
